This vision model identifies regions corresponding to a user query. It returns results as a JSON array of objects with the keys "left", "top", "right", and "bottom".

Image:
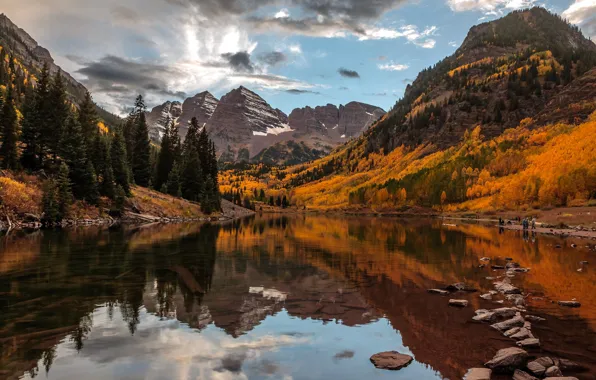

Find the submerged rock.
[
  {"left": 492, "top": 265, "right": 505, "bottom": 269},
  {"left": 513, "top": 369, "right": 539, "bottom": 380},
  {"left": 491, "top": 314, "right": 525, "bottom": 331},
  {"left": 545, "top": 366, "right": 563, "bottom": 377},
  {"left": 480, "top": 257, "right": 491, "bottom": 262},
  {"left": 485, "top": 347, "right": 529, "bottom": 373},
  {"left": 494, "top": 281, "right": 521, "bottom": 294},
  {"left": 558, "top": 358, "right": 585, "bottom": 371},
  {"left": 428, "top": 289, "right": 449, "bottom": 295},
  {"left": 473, "top": 307, "right": 517, "bottom": 323},
  {"left": 527, "top": 360, "right": 547, "bottom": 376},
  {"left": 525, "top": 315, "right": 545, "bottom": 322},
  {"left": 510, "top": 328, "right": 533, "bottom": 340},
  {"left": 369, "top": 351, "right": 413, "bottom": 370},
  {"left": 517, "top": 338, "right": 540, "bottom": 348},
  {"left": 464, "top": 367, "right": 491, "bottom": 380},
  {"left": 558, "top": 301, "right": 581, "bottom": 308},
  {"left": 449, "top": 299, "right": 469, "bottom": 307}
]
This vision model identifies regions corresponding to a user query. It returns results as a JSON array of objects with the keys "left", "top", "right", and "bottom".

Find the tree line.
[{"left": 0, "top": 56, "right": 220, "bottom": 224}]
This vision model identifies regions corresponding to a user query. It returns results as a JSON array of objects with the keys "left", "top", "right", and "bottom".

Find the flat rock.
[
  {"left": 446, "top": 282, "right": 466, "bottom": 291},
  {"left": 545, "top": 366, "right": 563, "bottom": 377},
  {"left": 507, "top": 294, "right": 526, "bottom": 306},
  {"left": 485, "top": 347, "right": 529, "bottom": 373},
  {"left": 517, "top": 338, "right": 540, "bottom": 348},
  {"left": 464, "top": 367, "right": 492, "bottom": 380},
  {"left": 449, "top": 299, "right": 469, "bottom": 307},
  {"left": 480, "top": 257, "right": 491, "bottom": 261},
  {"left": 494, "top": 281, "right": 521, "bottom": 294},
  {"left": 525, "top": 315, "right": 545, "bottom": 322},
  {"left": 504, "top": 327, "right": 522, "bottom": 337},
  {"left": 370, "top": 351, "right": 413, "bottom": 370},
  {"left": 534, "top": 357, "right": 554, "bottom": 368},
  {"left": 510, "top": 328, "right": 533, "bottom": 340},
  {"left": 527, "top": 361, "right": 547, "bottom": 376},
  {"left": 473, "top": 307, "right": 517, "bottom": 323},
  {"left": 513, "top": 369, "right": 539, "bottom": 380},
  {"left": 428, "top": 289, "right": 449, "bottom": 295},
  {"left": 558, "top": 301, "right": 581, "bottom": 308},
  {"left": 491, "top": 314, "right": 525, "bottom": 332},
  {"left": 480, "top": 293, "right": 493, "bottom": 300},
  {"left": 558, "top": 358, "right": 585, "bottom": 371}
]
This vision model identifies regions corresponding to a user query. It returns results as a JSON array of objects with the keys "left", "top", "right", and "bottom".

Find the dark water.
[{"left": 0, "top": 216, "right": 594, "bottom": 380}]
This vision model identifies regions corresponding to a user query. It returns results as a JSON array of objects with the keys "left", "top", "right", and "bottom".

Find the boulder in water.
[{"left": 369, "top": 351, "right": 413, "bottom": 370}]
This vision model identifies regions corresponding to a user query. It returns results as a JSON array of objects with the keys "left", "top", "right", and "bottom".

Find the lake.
[{"left": 1, "top": 216, "right": 594, "bottom": 379}]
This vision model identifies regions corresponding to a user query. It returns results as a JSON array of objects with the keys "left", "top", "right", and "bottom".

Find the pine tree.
[
  {"left": 60, "top": 115, "right": 98, "bottom": 203},
  {"left": 181, "top": 148, "right": 203, "bottom": 202},
  {"left": 78, "top": 91, "right": 99, "bottom": 150},
  {"left": 132, "top": 111, "right": 151, "bottom": 187},
  {"left": 56, "top": 162, "right": 73, "bottom": 220},
  {"left": 110, "top": 124, "right": 131, "bottom": 195},
  {"left": 165, "top": 163, "right": 181, "bottom": 197},
  {"left": 154, "top": 121, "right": 174, "bottom": 191},
  {"left": 46, "top": 70, "right": 69, "bottom": 161},
  {"left": 0, "top": 85, "right": 19, "bottom": 169},
  {"left": 21, "top": 62, "right": 50, "bottom": 169},
  {"left": 41, "top": 179, "right": 60, "bottom": 224}
]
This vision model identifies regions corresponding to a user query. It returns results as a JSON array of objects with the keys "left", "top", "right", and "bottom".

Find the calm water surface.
[{"left": 0, "top": 216, "right": 594, "bottom": 380}]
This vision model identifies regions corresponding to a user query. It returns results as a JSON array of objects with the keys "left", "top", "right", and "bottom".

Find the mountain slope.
[
  {"left": 0, "top": 13, "right": 120, "bottom": 127},
  {"left": 222, "top": 7, "right": 596, "bottom": 212}
]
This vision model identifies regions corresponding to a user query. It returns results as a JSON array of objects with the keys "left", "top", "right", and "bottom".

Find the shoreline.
[{"left": 0, "top": 199, "right": 255, "bottom": 233}]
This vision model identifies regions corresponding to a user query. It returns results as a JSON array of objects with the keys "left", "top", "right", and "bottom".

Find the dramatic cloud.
[
  {"left": 563, "top": 0, "right": 596, "bottom": 39},
  {"left": 258, "top": 51, "right": 288, "bottom": 66},
  {"left": 360, "top": 25, "right": 437, "bottom": 48},
  {"left": 378, "top": 62, "right": 409, "bottom": 71},
  {"left": 446, "top": 0, "right": 538, "bottom": 14},
  {"left": 222, "top": 51, "right": 254, "bottom": 72},
  {"left": 338, "top": 68, "right": 360, "bottom": 78}
]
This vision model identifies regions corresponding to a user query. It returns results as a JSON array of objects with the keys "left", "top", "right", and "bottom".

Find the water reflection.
[{"left": 0, "top": 216, "right": 594, "bottom": 379}]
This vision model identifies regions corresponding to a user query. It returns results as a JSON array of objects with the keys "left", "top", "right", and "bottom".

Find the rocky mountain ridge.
[{"left": 146, "top": 86, "right": 384, "bottom": 164}]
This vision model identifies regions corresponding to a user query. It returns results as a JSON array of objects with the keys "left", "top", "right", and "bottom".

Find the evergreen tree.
[
  {"left": 165, "top": 163, "right": 181, "bottom": 197},
  {"left": 110, "top": 124, "right": 131, "bottom": 195},
  {"left": 78, "top": 91, "right": 99, "bottom": 152},
  {"left": 0, "top": 85, "right": 19, "bottom": 169},
  {"left": 55, "top": 162, "right": 73, "bottom": 220},
  {"left": 180, "top": 147, "right": 203, "bottom": 201},
  {"left": 46, "top": 70, "right": 69, "bottom": 161},
  {"left": 21, "top": 62, "right": 50, "bottom": 170},
  {"left": 41, "top": 179, "right": 60, "bottom": 224},
  {"left": 60, "top": 115, "right": 97, "bottom": 203},
  {"left": 154, "top": 121, "right": 174, "bottom": 191},
  {"left": 132, "top": 110, "right": 151, "bottom": 187}
]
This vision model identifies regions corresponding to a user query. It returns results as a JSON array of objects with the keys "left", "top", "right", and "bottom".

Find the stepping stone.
[
  {"left": 369, "top": 351, "right": 413, "bottom": 370},
  {"left": 449, "top": 299, "right": 469, "bottom": 307}
]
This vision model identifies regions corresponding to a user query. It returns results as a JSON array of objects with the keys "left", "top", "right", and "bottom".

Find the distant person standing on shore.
[{"left": 531, "top": 217, "right": 536, "bottom": 230}]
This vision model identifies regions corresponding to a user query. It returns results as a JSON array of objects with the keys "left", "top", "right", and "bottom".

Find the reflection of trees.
[{"left": 0, "top": 222, "right": 221, "bottom": 379}]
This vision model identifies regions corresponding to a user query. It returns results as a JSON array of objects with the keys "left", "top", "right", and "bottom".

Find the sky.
[{"left": 2, "top": 0, "right": 595, "bottom": 115}]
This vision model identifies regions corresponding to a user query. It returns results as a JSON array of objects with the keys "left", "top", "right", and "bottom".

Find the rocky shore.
[{"left": 0, "top": 199, "right": 254, "bottom": 232}]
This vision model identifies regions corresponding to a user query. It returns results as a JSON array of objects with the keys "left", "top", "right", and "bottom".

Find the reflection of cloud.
[
  {"left": 333, "top": 350, "right": 355, "bottom": 360},
  {"left": 338, "top": 68, "right": 360, "bottom": 78},
  {"left": 59, "top": 306, "right": 309, "bottom": 379}
]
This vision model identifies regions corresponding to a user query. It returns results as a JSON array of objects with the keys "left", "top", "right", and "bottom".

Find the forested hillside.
[
  {"left": 218, "top": 8, "right": 596, "bottom": 213},
  {"left": 0, "top": 47, "right": 221, "bottom": 224}
]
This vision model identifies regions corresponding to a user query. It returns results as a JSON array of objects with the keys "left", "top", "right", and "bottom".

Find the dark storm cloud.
[
  {"left": 285, "top": 89, "right": 320, "bottom": 95},
  {"left": 169, "top": 0, "right": 409, "bottom": 37},
  {"left": 222, "top": 51, "right": 254, "bottom": 72},
  {"left": 76, "top": 55, "right": 186, "bottom": 99},
  {"left": 338, "top": 68, "right": 360, "bottom": 78},
  {"left": 258, "top": 51, "right": 287, "bottom": 66}
]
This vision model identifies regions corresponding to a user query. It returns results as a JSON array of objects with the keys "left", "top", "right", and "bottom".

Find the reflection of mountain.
[{"left": 0, "top": 217, "right": 595, "bottom": 380}]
